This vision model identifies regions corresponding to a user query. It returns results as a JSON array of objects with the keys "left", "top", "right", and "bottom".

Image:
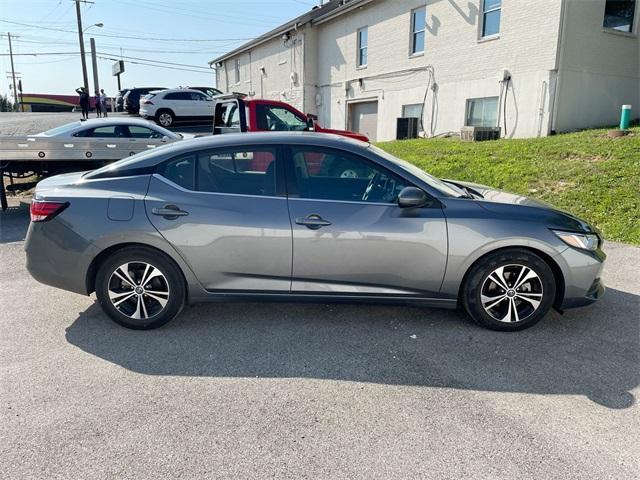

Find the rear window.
[
  {"left": 41, "top": 122, "right": 82, "bottom": 136},
  {"left": 158, "top": 147, "right": 277, "bottom": 196}
]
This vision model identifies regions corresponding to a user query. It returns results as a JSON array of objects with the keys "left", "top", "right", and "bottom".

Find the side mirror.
[
  {"left": 161, "top": 135, "right": 169, "bottom": 142},
  {"left": 306, "top": 117, "right": 315, "bottom": 131},
  {"left": 398, "top": 186, "right": 428, "bottom": 208}
]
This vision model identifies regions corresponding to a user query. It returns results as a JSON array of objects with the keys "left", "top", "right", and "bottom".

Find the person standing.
[
  {"left": 94, "top": 90, "right": 102, "bottom": 118},
  {"left": 75, "top": 87, "right": 90, "bottom": 120},
  {"left": 100, "top": 89, "right": 108, "bottom": 117}
]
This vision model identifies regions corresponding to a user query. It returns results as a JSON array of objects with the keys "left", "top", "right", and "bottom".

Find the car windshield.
[
  {"left": 41, "top": 122, "right": 82, "bottom": 136},
  {"left": 367, "top": 144, "right": 463, "bottom": 197}
]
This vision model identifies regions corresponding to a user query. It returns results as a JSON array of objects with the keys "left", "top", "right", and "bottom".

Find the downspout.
[{"left": 550, "top": 0, "right": 568, "bottom": 135}]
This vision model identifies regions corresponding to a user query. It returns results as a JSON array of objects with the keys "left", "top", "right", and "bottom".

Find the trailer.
[{"left": 0, "top": 135, "right": 176, "bottom": 210}]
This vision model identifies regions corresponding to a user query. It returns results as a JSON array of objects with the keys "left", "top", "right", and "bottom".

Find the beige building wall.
[
  {"left": 213, "top": 0, "right": 638, "bottom": 140},
  {"left": 554, "top": 0, "right": 640, "bottom": 132},
  {"left": 315, "top": 0, "right": 563, "bottom": 140}
]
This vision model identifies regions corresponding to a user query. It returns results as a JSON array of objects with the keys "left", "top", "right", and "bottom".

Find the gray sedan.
[{"left": 25, "top": 132, "right": 605, "bottom": 331}]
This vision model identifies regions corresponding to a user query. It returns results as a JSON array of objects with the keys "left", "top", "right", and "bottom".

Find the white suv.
[{"left": 139, "top": 88, "right": 215, "bottom": 127}]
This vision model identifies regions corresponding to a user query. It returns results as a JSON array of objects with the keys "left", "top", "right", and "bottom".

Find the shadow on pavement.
[
  {"left": 0, "top": 203, "right": 29, "bottom": 243},
  {"left": 66, "top": 287, "right": 639, "bottom": 409}
]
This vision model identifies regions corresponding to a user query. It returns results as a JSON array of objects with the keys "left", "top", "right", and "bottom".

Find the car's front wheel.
[
  {"left": 462, "top": 249, "right": 556, "bottom": 331},
  {"left": 156, "top": 110, "right": 175, "bottom": 127},
  {"left": 95, "top": 247, "right": 186, "bottom": 329}
]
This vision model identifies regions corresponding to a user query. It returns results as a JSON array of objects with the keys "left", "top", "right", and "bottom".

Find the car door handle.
[
  {"left": 295, "top": 214, "right": 332, "bottom": 230},
  {"left": 152, "top": 205, "right": 189, "bottom": 219}
]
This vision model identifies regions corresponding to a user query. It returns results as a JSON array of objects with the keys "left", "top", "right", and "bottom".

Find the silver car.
[
  {"left": 25, "top": 133, "right": 605, "bottom": 331},
  {"left": 34, "top": 117, "right": 194, "bottom": 140}
]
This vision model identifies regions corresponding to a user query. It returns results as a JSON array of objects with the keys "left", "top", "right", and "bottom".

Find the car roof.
[
  {"left": 74, "top": 118, "right": 165, "bottom": 128},
  {"left": 157, "top": 88, "right": 206, "bottom": 94},
  {"left": 85, "top": 132, "right": 370, "bottom": 180}
]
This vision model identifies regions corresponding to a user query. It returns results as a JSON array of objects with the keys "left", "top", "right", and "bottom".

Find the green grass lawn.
[{"left": 377, "top": 127, "right": 640, "bottom": 245}]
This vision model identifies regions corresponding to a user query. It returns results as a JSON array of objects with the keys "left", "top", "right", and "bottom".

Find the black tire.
[
  {"left": 462, "top": 248, "right": 556, "bottom": 332},
  {"left": 156, "top": 109, "right": 175, "bottom": 128},
  {"left": 95, "top": 246, "right": 186, "bottom": 330}
]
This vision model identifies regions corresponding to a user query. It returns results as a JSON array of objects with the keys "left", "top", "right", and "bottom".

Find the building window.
[
  {"left": 357, "top": 27, "right": 368, "bottom": 67},
  {"left": 603, "top": 0, "right": 636, "bottom": 32},
  {"left": 466, "top": 97, "right": 499, "bottom": 127},
  {"left": 402, "top": 104, "right": 423, "bottom": 119},
  {"left": 234, "top": 58, "right": 240, "bottom": 84},
  {"left": 481, "top": 0, "right": 501, "bottom": 37},
  {"left": 410, "top": 7, "right": 426, "bottom": 55}
]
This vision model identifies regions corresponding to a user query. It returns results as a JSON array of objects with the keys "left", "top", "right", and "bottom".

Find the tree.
[{"left": 0, "top": 94, "right": 14, "bottom": 112}]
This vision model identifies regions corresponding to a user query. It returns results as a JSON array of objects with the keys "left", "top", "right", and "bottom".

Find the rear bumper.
[{"left": 25, "top": 219, "right": 98, "bottom": 295}]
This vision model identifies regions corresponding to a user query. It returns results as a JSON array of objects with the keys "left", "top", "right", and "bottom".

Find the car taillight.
[
  {"left": 30, "top": 200, "right": 69, "bottom": 222},
  {"left": 142, "top": 100, "right": 153, "bottom": 105}
]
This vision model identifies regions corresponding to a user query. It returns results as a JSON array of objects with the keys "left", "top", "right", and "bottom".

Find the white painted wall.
[
  {"left": 214, "top": 0, "right": 638, "bottom": 140},
  {"left": 216, "top": 29, "right": 309, "bottom": 112},
  {"left": 314, "top": 0, "right": 563, "bottom": 140},
  {"left": 554, "top": 0, "right": 640, "bottom": 132}
]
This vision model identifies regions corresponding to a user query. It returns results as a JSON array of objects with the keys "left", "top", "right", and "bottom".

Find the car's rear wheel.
[
  {"left": 156, "top": 110, "right": 175, "bottom": 127},
  {"left": 462, "top": 249, "right": 556, "bottom": 331},
  {"left": 95, "top": 247, "right": 185, "bottom": 330}
]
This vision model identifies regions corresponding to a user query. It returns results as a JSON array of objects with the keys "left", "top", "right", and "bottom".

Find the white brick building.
[{"left": 210, "top": 0, "right": 639, "bottom": 141}]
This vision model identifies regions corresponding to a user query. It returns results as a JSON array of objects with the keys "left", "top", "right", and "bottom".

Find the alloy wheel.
[
  {"left": 107, "top": 262, "right": 170, "bottom": 320},
  {"left": 480, "top": 264, "right": 544, "bottom": 323},
  {"left": 158, "top": 113, "right": 172, "bottom": 127}
]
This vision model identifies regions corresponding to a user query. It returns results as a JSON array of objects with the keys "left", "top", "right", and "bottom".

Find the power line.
[
  {"left": 95, "top": 55, "right": 213, "bottom": 75},
  {"left": 0, "top": 19, "right": 255, "bottom": 42},
  {"left": 0, "top": 51, "right": 211, "bottom": 70},
  {"left": 13, "top": 37, "right": 233, "bottom": 54}
]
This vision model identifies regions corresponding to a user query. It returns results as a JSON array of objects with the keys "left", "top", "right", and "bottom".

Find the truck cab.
[{"left": 212, "top": 94, "right": 369, "bottom": 142}]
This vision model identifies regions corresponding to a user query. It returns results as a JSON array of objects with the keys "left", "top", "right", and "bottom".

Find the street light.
[
  {"left": 76, "top": 19, "right": 104, "bottom": 93},
  {"left": 83, "top": 22, "right": 104, "bottom": 33}
]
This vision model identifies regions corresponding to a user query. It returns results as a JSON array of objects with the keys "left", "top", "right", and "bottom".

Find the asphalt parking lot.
[
  {"left": 1, "top": 113, "right": 639, "bottom": 478},
  {"left": 1, "top": 198, "right": 639, "bottom": 479}
]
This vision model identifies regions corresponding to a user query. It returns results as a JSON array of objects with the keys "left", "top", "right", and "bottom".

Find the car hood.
[
  {"left": 446, "top": 179, "right": 598, "bottom": 234},
  {"left": 447, "top": 179, "right": 554, "bottom": 209},
  {"left": 316, "top": 126, "right": 369, "bottom": 142}
]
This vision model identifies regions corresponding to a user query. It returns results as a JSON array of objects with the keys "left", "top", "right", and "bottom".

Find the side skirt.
[{"left": 191, "top": 291, "right": 459, "bottom": 309}]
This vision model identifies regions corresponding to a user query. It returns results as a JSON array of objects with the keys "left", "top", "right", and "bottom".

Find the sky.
[{"left": 0, "top": 0, "right": 314, "bottom": 99}]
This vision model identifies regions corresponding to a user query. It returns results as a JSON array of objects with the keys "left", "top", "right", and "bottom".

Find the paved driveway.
[{"left": 0, "top": 201, "right": 638, "bottom": 479}]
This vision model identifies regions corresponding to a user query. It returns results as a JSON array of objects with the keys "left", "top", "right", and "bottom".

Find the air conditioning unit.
[
  {"left": 397, "top": 117, "right": 419, "bottom": 140},
  {"left": 461, "top": 126, "right": 501, "bottom": 141}
]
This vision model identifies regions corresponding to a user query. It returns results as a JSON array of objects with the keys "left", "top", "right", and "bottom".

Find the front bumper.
[{"left": 557, "top": 245, "right": 606, "bottom": 310}]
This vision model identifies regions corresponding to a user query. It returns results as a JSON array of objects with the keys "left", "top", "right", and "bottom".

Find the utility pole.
[
  {"left": 90, "top": 37, "right": 99, "bottom": 94},
  {"left": 6, "top": 32, "right": 19, "bottom": 111},
  {"left": 74, "top": 0, "right": 94, "bottom": 93}
]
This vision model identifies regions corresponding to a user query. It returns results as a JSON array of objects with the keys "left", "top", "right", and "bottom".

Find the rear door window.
[
  {"left": 74, "top": 125, "right": 131, "bottom": 138},
  {"left": 128, "top": 125, "right": 165, "bottom": 138},
  {"left": 164, "top": 92, "right": 192, "bottom": 101},
  {"left": 159, "top": 147, "right": 278, "bottom": 197}
]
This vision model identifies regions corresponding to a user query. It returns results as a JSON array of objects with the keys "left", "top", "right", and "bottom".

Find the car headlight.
[{"left": 552, "top": 230, "right": 599, "bottom": 251}]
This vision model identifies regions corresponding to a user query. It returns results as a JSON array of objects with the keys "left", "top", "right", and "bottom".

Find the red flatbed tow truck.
[{"left": 212, "top": 94, "right": 369, "bottom": 142}]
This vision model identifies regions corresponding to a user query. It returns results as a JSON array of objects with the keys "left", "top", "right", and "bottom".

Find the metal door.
[{"left": 349, "top": 101, "right": 378, "bottom": 142}]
